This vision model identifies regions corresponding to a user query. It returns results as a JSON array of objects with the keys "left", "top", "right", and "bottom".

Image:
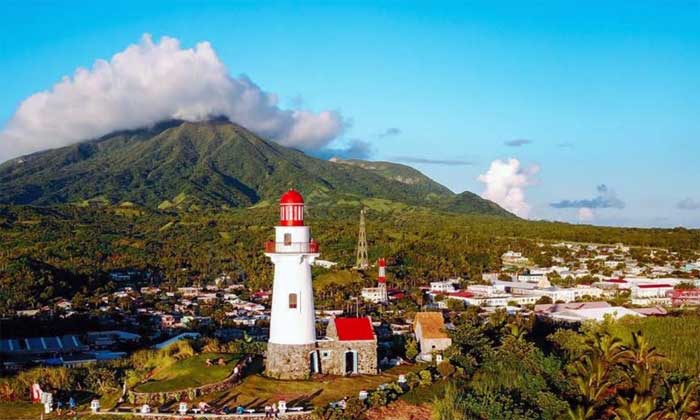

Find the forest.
[{"left": 1, "top": 202, "right": 699, "bottom": 315}]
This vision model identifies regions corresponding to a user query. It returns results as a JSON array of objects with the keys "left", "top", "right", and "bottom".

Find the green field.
[
  {"left": 610, "top": 314, "right": 700, "bottom": 374},
  {"left": 135, "top": 353, "right": 238, "bottom": 393},
  {"left": 203, "top": 363, "right": 424, "bottom": 409}
]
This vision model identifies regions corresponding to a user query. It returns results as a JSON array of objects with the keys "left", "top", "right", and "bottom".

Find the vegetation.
[
  {"left": 0, "top": 119, "right": 511, "bottom": 217},
  {"left": 609, "top": 314, "right": 700, "bottom": 375},
  {"left": 134, "top": 353, "right": 237, "bottom": 393},
  {"left": 431, "top": 311, "right": 700, "bottom": 420},
  {"left": 1, "top": 201, "right": 698, "bottom": 314}
]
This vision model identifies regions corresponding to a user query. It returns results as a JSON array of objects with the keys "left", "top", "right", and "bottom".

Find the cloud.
[
  {"left": 393, "top": 156, "right": 474, "bottom": 166},
  {"left": 677, "top": 198, "right": 700, "bottom": 210},
  {"left": 550, "top": 184, "right": 625, "bottom": 209},
  {"left": 477, "top": 158, "right": 539, "bottom": 218},
  {"left": 504, "top": 139, "right": 533, "bottom": 147},
  {"left": 312, "top": 138, "right": 371, "bottom": 160},
  {"left": 0, "top": 34, "right": 346, "bottom": 163},
  {"left": 577, "top": 207, "right": 595, "bottom": 222},
  {"left": 379, "top": 127, "right": 401, "bottom": 138}
]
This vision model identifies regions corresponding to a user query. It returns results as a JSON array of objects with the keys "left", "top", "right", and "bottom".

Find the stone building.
[
  {"left": 314, "top": 317, "right": 378, "bottom": 376},
  {"left": 413, "top": 312, "right": 451, "bottom": 361}
]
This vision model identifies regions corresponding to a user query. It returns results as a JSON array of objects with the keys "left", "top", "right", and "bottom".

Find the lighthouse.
[
  {"left": 377, "top": 258, "right": 388, "bottom": 303},
  {"left": 264, "top": 189, "right": 320, "bottom": 379}
]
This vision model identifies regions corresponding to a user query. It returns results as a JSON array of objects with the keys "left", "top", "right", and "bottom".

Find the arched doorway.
[{"left": 344, "top": 350, "right": 357, "bottom": 375}]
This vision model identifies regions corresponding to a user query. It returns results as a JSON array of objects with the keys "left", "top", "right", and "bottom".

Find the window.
[
  {"left": 321, "top": 350, "right": 331, "bottom": 359},
  {"left": 284, "top": 233, "right": 292, "bottom": 245},
  {"left": 289, "top": 293, "right": 298, "bottom": 309}
]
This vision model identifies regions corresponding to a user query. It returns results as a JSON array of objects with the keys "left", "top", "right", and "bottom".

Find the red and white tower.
[
  {"left": 377, "top": 258, "right": 388, "bottom": 303},
  {"left": 264, "top": 189, "right": 320, "bottom": 379}
]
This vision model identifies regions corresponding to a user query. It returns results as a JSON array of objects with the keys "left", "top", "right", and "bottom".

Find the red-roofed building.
[
  {"left": 670, "top": 289, "right": 700, "bottom": 306},
  {"left": 631, "top": 284, "right": 674, "bottom": 298},
  {"left": 316, "top": 316, "right": 378, "bottom": 376},
  {"left": 330, "top": 317, "right": 376, "bottom": 341}
]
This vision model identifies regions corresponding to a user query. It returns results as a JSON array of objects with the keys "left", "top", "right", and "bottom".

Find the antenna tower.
[{"left": 355, "top": 209, "right": 369, "bottom": 269}]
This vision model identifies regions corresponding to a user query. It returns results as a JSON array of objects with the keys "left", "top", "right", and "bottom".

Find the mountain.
[{"left": 0, "top": 119, "right": 514, "bottom": 217}]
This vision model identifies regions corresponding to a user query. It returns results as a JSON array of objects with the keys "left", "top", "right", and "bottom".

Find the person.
[
  {"left": 236, "top": 405, "right": 245, "bottom": 414},
  {"left": 56, "top": 400, "right": 63, "bottom": 415},
  {"left": 264, "top": 405, "right": 272, "bottom": 418},
  {"left": 68, "top": 396, "right": 76, "bottom": 409},
  {"left": 272, "top": 402, "right": 278, "bottom": 419}
]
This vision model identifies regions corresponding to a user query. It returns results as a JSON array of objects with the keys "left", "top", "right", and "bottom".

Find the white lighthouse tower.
[{"left": 264, "top": 189, "right": 320, "bottom": 379}]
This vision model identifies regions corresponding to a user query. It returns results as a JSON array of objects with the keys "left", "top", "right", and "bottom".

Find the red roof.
[
  {"left": 280, "top": 189, "right": 304, "bottom": 204},
  {"left": 606, "top": 278, "right": 627, "bottom": 283},
  {"left": 637, "top": 284, "right": 672, "bottom": 289},
  {"left": 447, "top": 291, "right": 474, "bottom": 298},
  {"left": 334, "top": 317, "right": 375, "bottom": 341}
]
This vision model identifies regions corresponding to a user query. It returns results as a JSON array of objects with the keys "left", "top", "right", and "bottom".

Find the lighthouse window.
[
  {"left": 289, "top": 293, "right": 298, "bottom": 309},
  {"left": 284, "top": 233, "right": 292, "bottom": 245}
]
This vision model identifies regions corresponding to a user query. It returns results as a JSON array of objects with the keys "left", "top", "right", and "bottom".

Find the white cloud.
[
  {"left": 0, "top": 34, "right": 345, "bottom": 162},
  {"left": 477, "top": 158, "right": 539, "bottom": 218},
  {"left": 577, "top": 207, "right": 595, "bottom": 222}
]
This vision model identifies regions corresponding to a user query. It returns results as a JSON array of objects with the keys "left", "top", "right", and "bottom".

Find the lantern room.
[{"left": 279, "top": 189, "right": 304, "bottom": 226}]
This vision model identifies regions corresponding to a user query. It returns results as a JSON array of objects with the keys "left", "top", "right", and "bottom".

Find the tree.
[{"left": 405, "top": 337, "right": 419, "bottom": 361}]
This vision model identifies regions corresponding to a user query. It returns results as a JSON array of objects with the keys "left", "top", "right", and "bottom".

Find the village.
[{"left": 1, "top": 191, "right": 700, "bottom": 418}]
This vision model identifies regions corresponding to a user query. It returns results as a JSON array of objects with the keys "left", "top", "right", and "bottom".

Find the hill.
[{"left": 0, "top": 119, "right": 513, "bottom": 217}]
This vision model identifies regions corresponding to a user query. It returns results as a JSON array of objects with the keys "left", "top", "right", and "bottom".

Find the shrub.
[
  {"left": 437, "top": 360, "right": 456, "bottom": 378},
  {"left": 419, "top": 370, "right": 433, "bottom": 386},
  {"left": 405, "top": 337, "right": 419, "bottom": 361}
]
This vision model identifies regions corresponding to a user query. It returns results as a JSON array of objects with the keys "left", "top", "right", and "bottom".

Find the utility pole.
[{"left": 355, "top": 208, "right": 369, "bottom": 269}]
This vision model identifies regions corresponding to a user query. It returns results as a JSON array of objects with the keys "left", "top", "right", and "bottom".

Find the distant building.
[
  {"left": 501, "top": 251, "right": 530, "bottom": 267},
  {"left": 430, "top": 279, "right": 459, "bottom": 293},
  {"left": 413, "top": 312, "right": 452, "bottom": 361},
  {"left": 670, "top": 289, "right": 700, "bottom": 306},
  {"left": 631, "top": 284, "right": 674, "bottom": 299},
  {"left": 361, "top": 258, "right": 388, "bottom": 303},
  {"left": 547, "top": 306, "right": 643, "bottom": 322}
]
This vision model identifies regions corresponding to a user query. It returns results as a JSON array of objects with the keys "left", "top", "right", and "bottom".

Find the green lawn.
[
  {"left": 135, "top": 353, "right": 239, "bottom": 393},
  {"left": 204, "top": 363, "right": 424, "bottom": 409}
]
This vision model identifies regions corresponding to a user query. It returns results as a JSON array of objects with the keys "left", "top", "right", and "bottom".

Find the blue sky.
[{"left": 1, "top": 1, "right": 699, "bottom": 227}]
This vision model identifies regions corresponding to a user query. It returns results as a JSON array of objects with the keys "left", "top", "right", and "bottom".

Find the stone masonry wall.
[
  {"left": 317, "top": 340, "right": 378, "bottom": 376},
  {"left": 265, "top": 342, "right": 317, "bottom": 380}
]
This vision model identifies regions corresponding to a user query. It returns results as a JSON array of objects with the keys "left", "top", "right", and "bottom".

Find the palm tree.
[
  {"left": 614, "top": 394, "right": 658, "bottom": 420},
  {"left": 656, "top": 379, "right": 699, "bottom": 420},
  {"left": 568, "top": 356, "right": 616, "bottom": 419}
]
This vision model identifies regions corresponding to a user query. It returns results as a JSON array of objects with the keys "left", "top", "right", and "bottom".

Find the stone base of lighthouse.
[{"left": 265, "top": 342, "right": 318, "bottom": 380}]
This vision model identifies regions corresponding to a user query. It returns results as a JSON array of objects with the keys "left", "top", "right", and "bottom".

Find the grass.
[
  {"left": 204, "top": 363, "right": 424, "bottom": 409},
  {"left": 0, "top": 401, "right": 43, "bottom": 420},
  {"left": 134, "top": 353, "right": 238, "bottom": 393}
]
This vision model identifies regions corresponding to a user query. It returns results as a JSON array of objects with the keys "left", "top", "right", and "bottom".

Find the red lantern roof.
[{"left": 280, "top": 189, "right": 304, "bottom": 204}]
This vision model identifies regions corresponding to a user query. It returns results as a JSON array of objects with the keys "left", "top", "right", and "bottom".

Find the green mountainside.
[{"left": 0, "top": 119, "right": 513, "bottom": 216}]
